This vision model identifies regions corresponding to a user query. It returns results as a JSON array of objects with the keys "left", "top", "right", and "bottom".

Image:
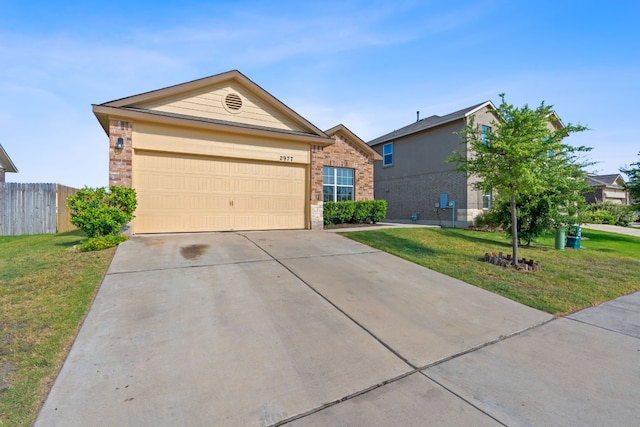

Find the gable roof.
[
  {"left": 324, "top": 124, "right": 382, "bottom": 161},
  {"left": 368, "top": 101, "right": 496, "bottom": 146},
  {"left": 0, "top": 144, "right": 18, "bottom": 173},
  {"left": 93, "top": 70, "right": 333, "bottom": 145},
  {"left": 588, "top": 174, "right": 626, "bottom": 188}
]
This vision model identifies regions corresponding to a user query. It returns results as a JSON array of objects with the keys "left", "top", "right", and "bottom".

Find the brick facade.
[
  {"left": 309, "top": 131, "right": 377, "bottom": 230},
  {"left": 108, "top": 120, "right": 133, "bottom": 187},
  {"left": 322, "top": 132, "right": 375, "bottom": 201}
]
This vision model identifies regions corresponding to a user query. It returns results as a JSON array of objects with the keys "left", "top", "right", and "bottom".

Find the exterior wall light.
[{"left": 115, "top": 137, "right": 124, "bottom": 150}]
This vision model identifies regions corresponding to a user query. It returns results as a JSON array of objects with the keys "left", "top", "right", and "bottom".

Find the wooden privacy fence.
[{"left": 0, "top": 183, "right": 79, "bottom": 236}]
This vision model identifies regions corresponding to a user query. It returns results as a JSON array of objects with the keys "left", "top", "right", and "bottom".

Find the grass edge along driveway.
[
  {"left": 342, "top": 227, "right": 640, "bottom": 315},
  {"left": 0, "top": 230, "right": 115, "bottom": 427}
]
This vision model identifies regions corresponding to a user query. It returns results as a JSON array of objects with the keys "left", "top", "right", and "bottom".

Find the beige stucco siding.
[{"left": 134, "top": 82, "right": 305, "bottom": 132}]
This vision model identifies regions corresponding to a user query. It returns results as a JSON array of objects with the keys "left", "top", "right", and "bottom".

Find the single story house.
[
  {"left": 93, "top": 70, "right": 379, "bottom": 234},
  {"left": 367, "top": 101, "right": 564, "bottom": 227},
  {"left": 584, "top": 174, "right": 629, "bottom": 204},
  {"left": 0, "top": 144, "right": 18, "bottom": 183}
]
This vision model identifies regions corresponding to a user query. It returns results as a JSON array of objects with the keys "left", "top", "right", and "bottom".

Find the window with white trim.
[
  {"left": 482, "top": 188, "right": 492, "bottom": 209},
  {"left": 383, "top": 142, "right": 393, "bottom": 166},
  {"left": 323, "top": 167, "right": 354, "bottom": 202}
]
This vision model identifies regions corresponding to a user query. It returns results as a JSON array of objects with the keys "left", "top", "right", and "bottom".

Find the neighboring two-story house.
[{"left": 368, "top": 101, "right": 500, "bottom": 227}]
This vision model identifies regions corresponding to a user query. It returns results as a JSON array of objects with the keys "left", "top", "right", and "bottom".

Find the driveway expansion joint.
[
  {"left": 566, "top": 316, "right": 640, "bottom": 340},
  {"left": 419, "top": 371, "right": 509, "bottom": 427},
  {"left": 105, "top": 258, "right": 274, "bottom": 276},
  {"left": 268, "top": 370, "right": 418, "bottom": 427},
  {"left": 242, "top": 234, "right": 417, "bottom": 369}
]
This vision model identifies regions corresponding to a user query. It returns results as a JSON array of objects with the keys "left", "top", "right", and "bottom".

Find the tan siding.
[
  {"left": 132, "top": 151, "right": 306, "bottom": 233},
  {"left": 137, "top": 82, "right": 306, "bottom": 132},
  {"left": 133, "top": 121, "right": 310, "bottom": 165}
]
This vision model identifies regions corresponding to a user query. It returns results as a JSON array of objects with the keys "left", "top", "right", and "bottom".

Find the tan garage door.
[{"left": 132, "top": 151, "right": 307, "bottom": 233}]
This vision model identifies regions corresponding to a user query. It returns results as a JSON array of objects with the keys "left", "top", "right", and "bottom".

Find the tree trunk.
[{"left": 510, "top": 193, "right": 519, "bottom": 266}]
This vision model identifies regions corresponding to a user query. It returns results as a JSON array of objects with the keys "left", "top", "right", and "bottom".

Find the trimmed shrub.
[
  {"left": 335, "top": 200, "right": 356, "bottom": 223},
  {"left": 78, "top": 234, "right": 128, "bottom": 252},
  {"left": 369, "top": 200, "right": 387, "bottom": 223},
  {"left": 67, "top": 186, "right": 137, "bottom": 238},
  {"left": 323, "top": 200, "right": 387, "bottom": 226}
]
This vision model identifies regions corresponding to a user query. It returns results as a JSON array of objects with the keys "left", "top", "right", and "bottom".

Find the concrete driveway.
[{"left": 36, "top": 230, "right": 639, "bottom": 426}]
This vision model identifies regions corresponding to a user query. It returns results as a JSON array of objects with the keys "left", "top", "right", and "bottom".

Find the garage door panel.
[{"left": 133, "top": 151, "right": 306, "bottom": 233}]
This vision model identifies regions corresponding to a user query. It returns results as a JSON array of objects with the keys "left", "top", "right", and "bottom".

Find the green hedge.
[
  {"left": 324, "top": 200, "right": 387, "bottom": 226},
  {"left": 588, "top": 201, "right": 635, "bottom": 227}
]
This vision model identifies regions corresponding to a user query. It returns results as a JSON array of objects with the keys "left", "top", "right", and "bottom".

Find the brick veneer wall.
[
  {"left": 309, "top": 132, "right": 376, "bottom": 230},
  {"left": 323, "top": 132, "right": 375, "bottom": 200},
  {"left": 109, "top": 120, "right": 132, "bottom": 187}
]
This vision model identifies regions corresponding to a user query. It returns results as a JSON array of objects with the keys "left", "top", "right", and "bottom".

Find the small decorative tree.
[{"left": 448, "top": 94, "right": 591, "bottom": 265}]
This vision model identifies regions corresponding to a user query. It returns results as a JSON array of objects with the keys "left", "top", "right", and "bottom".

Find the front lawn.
[
  {"left": 342, "top": 228, "right": 640, "bottom": 315},
  {"left": 0, "top": 230, "right": 115, "bottom": 427}
]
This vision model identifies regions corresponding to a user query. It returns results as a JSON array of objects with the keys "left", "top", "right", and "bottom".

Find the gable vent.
[{"left": 224, "top": 93, "right": 243, "bottom": 111}]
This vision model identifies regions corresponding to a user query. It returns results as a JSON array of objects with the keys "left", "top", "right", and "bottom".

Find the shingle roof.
[
  {"left": 588, "top": 174, "right": 625, "bottom": 188},
  {"left": 367, "top": 101, "right": 495, "bottom": 146},
  {"left": 0, "top": 144, "right": 18, "bottom": 173}
]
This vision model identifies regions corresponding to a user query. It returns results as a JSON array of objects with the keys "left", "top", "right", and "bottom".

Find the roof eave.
[
  {"left": 0, "top": 144, "right": 18, "bottom": 173},
  {"left": 92, "top": 105, "right": 334, "bottom": 146},
  {"left": 98, "top": 70, "right": 328, "bottom": 139},
  {"left": 325, "top": 124, "right": 383, "bottom": 161}
]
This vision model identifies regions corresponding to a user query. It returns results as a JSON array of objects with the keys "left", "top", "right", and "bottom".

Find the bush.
[
  {"left": 588, "top": 201, "right": 635, "bottom": 227},
  {"left": 474, "top": 210, "right": 502, "bottom": 230},
  {"left": 588, "top": 210, "right": 616, "bottom": 225},
  {"left": 78, "top": 234, "right": 128, "bottom": 252},
  {"left": 68, "top": 186, "right": 137, "bottom": 238},
  {"left": 323, "top": 200, "right": 387, "bottom": 226}
]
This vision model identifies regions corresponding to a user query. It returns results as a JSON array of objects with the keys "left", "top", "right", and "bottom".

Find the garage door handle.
[{"left": 229, "top": 200, "right": 234, "bottom": 207}]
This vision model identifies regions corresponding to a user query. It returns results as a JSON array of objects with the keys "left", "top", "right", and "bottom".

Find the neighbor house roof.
[
  {"left": 367, "top": 101, "right": 496, "bottom": 146},
  {"left": 587, "top": 174, "right": 626, "bottom": 188},
  {"left": 325, "top": 124, "right": 383, "bottom": 161},
  {"left": 0, "top": 144, "right": 18, "bottom": 172},
  {"left": 92, "top": 70, "right": 333, "bottom": 146}
]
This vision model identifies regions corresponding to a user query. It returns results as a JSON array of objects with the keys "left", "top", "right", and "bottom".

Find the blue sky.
[{"left": 1, "top": 0, "right": 638, "bottom": 188}]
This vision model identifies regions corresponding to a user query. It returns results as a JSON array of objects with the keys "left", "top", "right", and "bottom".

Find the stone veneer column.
[
  {"left": 108, "top": 120, "right": 133, "bottom": 187},
  {"left": 0, "top": 168, "right": 5, "bottom": 183},
  {"left": 310, "top": 145, "right": 325, "bottom": 230}
]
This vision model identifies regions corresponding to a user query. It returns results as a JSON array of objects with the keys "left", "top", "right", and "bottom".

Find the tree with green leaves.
[
  {"left": 621, "top": 152, "right": 640, "bottom": 210},
  {"left": 448, "top": 94, "right": 591, "bottom": 265}
]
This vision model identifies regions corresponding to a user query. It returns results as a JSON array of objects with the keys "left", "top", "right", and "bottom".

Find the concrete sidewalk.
[
  {"left": 582, "top": 223, "right": 640, "bottom": 238},
  {"left": 36, "top": 230, "right": 639, "bottom": 426}
]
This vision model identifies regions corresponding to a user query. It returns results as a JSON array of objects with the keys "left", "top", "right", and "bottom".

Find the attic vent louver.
[{"left": 224, "top": 93, "right": 243, "bottom": 111}]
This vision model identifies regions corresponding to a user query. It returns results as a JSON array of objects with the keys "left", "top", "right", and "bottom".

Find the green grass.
[
  {"left": 343, "top": 228, "right": 640, "bottom": 315},
  {"left": 0, "top": 230, "right": 115, "bottom": 427}
]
